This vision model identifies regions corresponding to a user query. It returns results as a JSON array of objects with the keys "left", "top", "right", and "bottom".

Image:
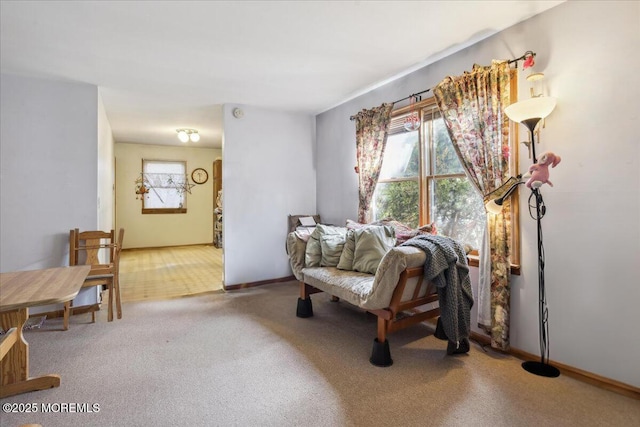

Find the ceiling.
[{"left": 0, "top": 1, "right": 564, "bottom": 149}]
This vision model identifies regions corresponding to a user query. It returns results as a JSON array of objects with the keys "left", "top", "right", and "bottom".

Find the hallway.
[{"left": 119, "top": 245, "right": 223, "bottom": 302}]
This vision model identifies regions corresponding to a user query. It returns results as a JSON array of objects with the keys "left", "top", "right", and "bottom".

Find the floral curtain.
[
  {"left": 354, "top": 103, "right": 394, "bottom": 224},
  {"left": 433, "top": 61, "right": 512, "bottom": 350}
]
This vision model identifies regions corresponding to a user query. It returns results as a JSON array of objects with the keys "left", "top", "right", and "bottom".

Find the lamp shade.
[
  {"left": 177, "top": 130, "right": 189, "bottom": 143},
  {"left": 484, "top": 179, "right": 523, "bottom": 215},
  {"left": 504, "top": 97, "right": 557, "bottom": 123},
  {"left": 485, "top": 199, "right": 504, "bottom": 215}
]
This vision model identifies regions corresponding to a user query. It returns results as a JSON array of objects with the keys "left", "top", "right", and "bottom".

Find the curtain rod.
[
  {"left": 349, "top": 88, "right": 431, "bottom": 121},
  {"left": 508, "top": 50, "right": 536, "bottom": 67},
  {"left": 349, "top": 50, "right": 534, "bottom": 121}
]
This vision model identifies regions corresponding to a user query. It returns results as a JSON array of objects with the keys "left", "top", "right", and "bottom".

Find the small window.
[{"left": 141, "top": 160, "right": 188, "bottom": 214}]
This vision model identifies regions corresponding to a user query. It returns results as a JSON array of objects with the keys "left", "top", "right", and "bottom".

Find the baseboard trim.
[
  {"left": 469, "top": 331, "right": 640, "bottom": 401},
  {"left": 122, "top": 243, "right": 216, "bottom": 251},
  {"left": 224, "top": 275, "right": 296, "bottom": 291}
]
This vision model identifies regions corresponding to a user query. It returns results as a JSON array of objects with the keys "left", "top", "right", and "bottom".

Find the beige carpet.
[{"left": 1, "top": 282, "right": 638, "bottom": 427}]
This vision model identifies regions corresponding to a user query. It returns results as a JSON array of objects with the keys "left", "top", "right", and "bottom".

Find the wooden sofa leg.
[{"left": 370, "top": 316, "right": 393, "bottom": 367}]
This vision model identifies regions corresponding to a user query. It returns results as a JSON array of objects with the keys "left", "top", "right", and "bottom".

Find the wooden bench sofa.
[{"left": 286, "top": 230, "right": 444, "bottom": 366}]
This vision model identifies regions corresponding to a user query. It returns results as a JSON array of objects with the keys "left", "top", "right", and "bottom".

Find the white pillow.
[
  {"left": 352, "top": 225, "right": 396, "bottom": 274},
  {"left": 337, "top": 229, "right": 356, "bottom": 271},
  {"left": 304, "top": 224, "right": 347, "bottom": 267},
  {"left": 320, "top": 234, "right": 347, "bottom": 267}
]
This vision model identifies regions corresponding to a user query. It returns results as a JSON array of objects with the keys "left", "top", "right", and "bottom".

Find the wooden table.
[{"left": 0, "top": 265, "right": 91, "bottom": 398}]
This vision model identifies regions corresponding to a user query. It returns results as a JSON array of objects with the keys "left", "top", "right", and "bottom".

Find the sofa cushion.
[
  {"left": 352, "top": 225, "right": 396, "bottom": 274},
  {"left": 320, "top": 234, "right": 347, "bottom": 267},
  {"left": 302, "top": 245, "right": 430, "bottom": 310},
  {"left": 305, "top": 224, "right": 347, "bottom": 267},
  {"left": 302, "top": 267, "right": 375, "bottom": 307},
  {"left": 347, "top": 218, "right": 437, "bottom": 245},
  {"left": 336, "top": 229, "right": 356, "bottom": 271},
  {"left": 360, "top": 246, "right": 431, "bottom": 309}
]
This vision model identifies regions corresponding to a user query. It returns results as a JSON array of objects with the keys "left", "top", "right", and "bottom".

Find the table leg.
[{"left": 0, "top": 308, "right": 60, "bottom": 398}]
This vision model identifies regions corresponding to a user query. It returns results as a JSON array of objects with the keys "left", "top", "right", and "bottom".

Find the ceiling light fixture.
[{"left": 176, "top": 129, "right": 200, "bottom": 143}]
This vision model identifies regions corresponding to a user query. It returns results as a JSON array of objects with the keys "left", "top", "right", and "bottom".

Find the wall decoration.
[
  {"left": 134, "top": 173, "right": 195, "bottom": 202},
  {"left": 191, "top": 168, "right": 209, "bottom": 184}
]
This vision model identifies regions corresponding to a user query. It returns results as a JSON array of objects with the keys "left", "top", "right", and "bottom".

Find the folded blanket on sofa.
[{"left": 401, "top": 235, "right": 473, "bottom": 353}]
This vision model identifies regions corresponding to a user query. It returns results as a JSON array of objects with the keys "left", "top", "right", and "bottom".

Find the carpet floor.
[{"left": 1, "top": 282, "right": 638, "bottom": 426}]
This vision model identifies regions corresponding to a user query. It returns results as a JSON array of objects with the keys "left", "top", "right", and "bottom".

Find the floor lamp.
[{"left": 489, "top": 96, "right": 560, "bottom": 378}]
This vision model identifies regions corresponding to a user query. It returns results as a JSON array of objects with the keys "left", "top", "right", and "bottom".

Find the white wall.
[
  {"left": 0, "top": 73, "right": 100, "bottom": 309},
  {"left": 115, "top": 142, "right": 220, "bottom": 248},
  {"left": 222, "top": 104, "right": 316, "bottom": 286},
  {"left": 0, "top": 73, "right": 99, "bottom": 270},
  {"left": 315, "top": 1, "right": 640, "bottom": 387}
]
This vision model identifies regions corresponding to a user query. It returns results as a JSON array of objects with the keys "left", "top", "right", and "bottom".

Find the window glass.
[
  {"left": 432, "top": 115, "right": 464, "bottom": 175},
  {"left": 431, "top": 177, "right": 485, "bottom": 249},
  {"left": 378, "top": 131, "right": 419, "bottom": 180},
  {"left": 142, "top": 160, "right": 188, "bottom": 213},
  {"left": 373, "top": 180, "right": 419, "bottom": 228}
]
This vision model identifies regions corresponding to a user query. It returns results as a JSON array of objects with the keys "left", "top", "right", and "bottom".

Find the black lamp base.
[{"left": 522, "top": 361, "right": 560, "bottom": 377}]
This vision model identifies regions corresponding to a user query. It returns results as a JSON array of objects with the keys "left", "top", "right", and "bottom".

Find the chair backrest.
[
  {"left": 113, "top": 228, "right": 125, "bottom": 272},
  {"left": 69, "top": 229, "right": 116, "bottom": 267}
]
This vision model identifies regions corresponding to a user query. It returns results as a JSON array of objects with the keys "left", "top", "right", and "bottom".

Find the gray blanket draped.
[{"left": 401, "top": 234, "right": 474, "bottom": 352}]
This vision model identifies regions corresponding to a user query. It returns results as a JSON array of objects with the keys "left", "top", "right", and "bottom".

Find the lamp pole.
[{"left": 520, "top": 119, "right": 560, "bottom": 378}]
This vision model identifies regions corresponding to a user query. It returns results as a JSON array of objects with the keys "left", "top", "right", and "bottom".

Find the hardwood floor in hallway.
[{"left": 119, "top": 245, "right": 223, "bottom": 302}]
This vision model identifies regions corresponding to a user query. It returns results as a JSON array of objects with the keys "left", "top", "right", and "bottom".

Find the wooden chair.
[
  {"left": 113, "top": 228, "right": 125, "bottom": 320},
  {"left": 65, "top": 228, "right": 125, "bottom": 330}
]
